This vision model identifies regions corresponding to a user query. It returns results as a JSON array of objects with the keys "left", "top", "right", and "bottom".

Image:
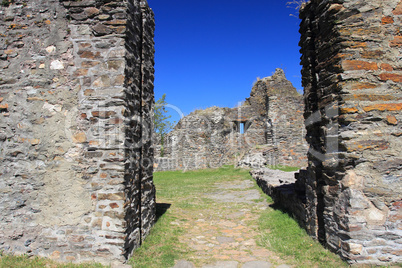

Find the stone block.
[
  {"left": 382, "top": 16, "right": 394, "bottom": 24},
  {"left": 345, "top": 140, "right": 389, "bottom": 152},
  {"left": 380, "top": 63, "right": 393, "bottom": 71},
  {"left": 91, "top": 111, "right": 116, "bottom": 119},
  {"left": 365, "top": 206, "right": 388, "bottom": 226},
  {"left": 98, "top": 193, "right": 125, "bottom": 201},
  {"left": 342, "top": 242, "right": 363, "bottom": 255},
  {"left": 340, "top": 107, "right": 359, "bottom": 114},
  {"left": 391, "top": 35, "right": 402, "bottom": 47},
  {"left": 348, "top": 82, "right": 378, "bottom": 90},
  {"left": 386, "top": 115, "right": 398, "bottom": 125},
  {"left": 73, "top": 68, "right": 88, "bottom": 76},
  {"left": 342, "top": 60, "right": 378, "bottom": 71},
  {"left": 362, "top": 103, "right": 402, "bottom": 112},
  {"left": 92, "top": 23, "right": 113, "bottom": 36},
  {"left": 341, "top": 170, "right": 364, "bottom": 190},
  {"left": 72, "top": 132, "right": 87, "bottom": 143},
  {"left": 81, "top": 61, "right": 100, "bottom": 68},
  {"left": 394, "top": 1, "right": 402, "bottom": 15},
  {"left": 84, "top": 7, "right": 99, "bottom": 18},
  {"left": 78, "top": 50, "right": 101, "bottom": 59}
]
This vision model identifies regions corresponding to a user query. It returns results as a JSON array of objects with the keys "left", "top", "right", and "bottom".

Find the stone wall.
[
  {"left": 298, "top": 0, "right": 401, "bottom": 264},
  {"left": 265, "top": 69, "right": 307, "bottom": 168},
  {"left": 154, "top": 69, "right": 308, "bottom": 171},
  {"left": 0, "top": 0, "right": 155, "bottom": 264},
  {"left": 156, "top": 106, "right": 237, "bottom": 170}
]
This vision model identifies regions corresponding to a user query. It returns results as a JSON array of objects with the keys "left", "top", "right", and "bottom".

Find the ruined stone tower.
[
  {"left": 299, "top": 0, "right": 401, "bottom": 263},
  {"left": 0, "top": 0, "right": 156, "bottom": 264}
]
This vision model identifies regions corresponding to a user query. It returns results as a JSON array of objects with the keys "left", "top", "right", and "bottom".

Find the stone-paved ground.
[{"left": 170, "top": 179, "right": 291, "bottom": 268}]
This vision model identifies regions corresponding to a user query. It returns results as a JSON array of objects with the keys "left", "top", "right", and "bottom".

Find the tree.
[{"left": 154, "top": 94, "right": 175, "bottom": 157}]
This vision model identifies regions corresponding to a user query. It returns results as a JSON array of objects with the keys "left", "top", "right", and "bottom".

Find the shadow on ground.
[{"left": 155, "top": 203, "right": 171, "bottom": 222}]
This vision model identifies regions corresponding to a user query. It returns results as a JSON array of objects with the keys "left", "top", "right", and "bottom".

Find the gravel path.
[{"left": 170, "top": 178, "right": 291, "bottom": 268}]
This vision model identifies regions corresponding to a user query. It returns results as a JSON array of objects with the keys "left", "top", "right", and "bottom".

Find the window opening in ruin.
[
  {"left": 240, "top": 122, "right": 245, "bottom": 134},
  {"left": 234, "top": 121, "right": 247, "bottom": 134}
]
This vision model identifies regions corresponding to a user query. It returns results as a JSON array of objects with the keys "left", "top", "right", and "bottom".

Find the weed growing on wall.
[{"left": 286, "top": 0, "right": 309, "bottom": 17}]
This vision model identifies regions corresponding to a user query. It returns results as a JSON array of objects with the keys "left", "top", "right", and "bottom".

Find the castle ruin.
[
  {"left": 154, "top": 68, "right": 308, "bottom": 171},
  {"left": 0, "top": 0, "right": 401, "bottom": 265}
]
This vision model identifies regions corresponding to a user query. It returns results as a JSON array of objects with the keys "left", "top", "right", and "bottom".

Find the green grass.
[
  {"left": 0, "top": 253, "right": 105, "bottom": 268},
  {"left": 153, "top": 165, "right": 247, "bottom": 199},
  {"left": 129, "top": 210, "right": 187, "bottom": 268},
  {"left": 258, "top": 209, "right": 347, "bottom": 268}
]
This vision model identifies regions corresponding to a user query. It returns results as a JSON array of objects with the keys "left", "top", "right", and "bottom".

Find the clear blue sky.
[{"left": 147, "top": 0, "right": 303, "bottom": 122}]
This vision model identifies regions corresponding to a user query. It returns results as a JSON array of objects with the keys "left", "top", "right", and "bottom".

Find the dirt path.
[{"left": 169, "top": 178, "right": 291, "bottom": 268}]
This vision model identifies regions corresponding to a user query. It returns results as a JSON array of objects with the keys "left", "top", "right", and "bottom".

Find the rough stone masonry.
[
  {"left": 0, "top": 0, "right": 156, "bottom": 264},
  {"left": 252, "top": 0, "right": 401, "bottom": 265},
  {"left": 261, "top": 0, "right": 401, "bottom": 264}
]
